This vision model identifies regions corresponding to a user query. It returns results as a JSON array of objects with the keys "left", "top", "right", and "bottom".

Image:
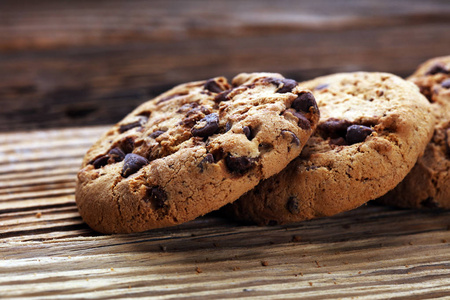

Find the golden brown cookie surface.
[
  {"left": 227, "top": 72, "right": 435, "bottom": 225},
  {"left": 379, "top": 56, "right": 450, "bottom": 209},
  {"left": 76, "top": 73, "right": 319, "bottom": 233}
]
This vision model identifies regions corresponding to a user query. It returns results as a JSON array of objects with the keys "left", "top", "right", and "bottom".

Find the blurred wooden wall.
[{"left": 1, "top": 0, "right": 449, "bottom": 131}]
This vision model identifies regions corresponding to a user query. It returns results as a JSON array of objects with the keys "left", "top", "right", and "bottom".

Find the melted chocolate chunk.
[
  {"left": 243, "top": 126, "right": 253, "bottom": 140},
  {"left": 420, "top": 197, "right": 439, "bottom": 209},
  {"left": 198, "top": 153, "right": 215, "bottom": 172},
  {"left": 145, "top": 186, "right": 168, "bottom": 209},
  {"left": 265, "top": 77, "right": 298, "bottom": 93},
  {"left": 92, "top": 155, "right": 110, "bottom": 169},
  {"left": 191, "top": 113, "right": 219, "bottom": 137},
  {"left": 291, "top": 92, "right": 317, "bottom": 114},
  {"left": 204, "top": 79, "right": 224, "bottom": 93},
  {"left": 286, "top": 196, "right": 300, "bottom": 214},
  {"left": 214, "top": 90, "right": 231, "bottom": 103},
  {"left": 426, "top": 63, "right": 449, "bottom": 75},
  {"left": 277, "top": 79, "right": 298, "bottom": 93},
  {"left": 346, "top": 125, "right": 373, "bottom": 144},
  {"left": 292, "top": 111, "right": 311, "bottom": 130},
  {"left": 119, "top": 116, "right": 148, "bottom": 133},
  {"left": 441, "top": 79, "right": 450, "bottom": 89},
  {"left": 150, "top": 130, "right": 166, "bottom": 138},
  {"left": 281, "top": 130, "right": 300, "bottom": 146},
  {"left": 225, "top": 121, "right": 233, "bottom": 132},
  {"left": 121, "top": 153, "right": 148, "bottom": 177},
  {"left": 108, "top": 147, "right": 125, "bottom": 162},
  {"left": 318, "top": 119, "right": 352, "bottom": 139},
  {"left": 119, "top": 137, "right": 135, "bottom": 154},
  {"left": 225, "top": 154, "right": 256, "bottom": 174}
]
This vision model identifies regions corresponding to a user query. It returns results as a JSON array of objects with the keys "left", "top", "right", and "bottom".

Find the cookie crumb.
[
  {"left": 110, "top": 268, "right": 114, "bottom": 271},
  {"left": 442, "top": 239, "right": 447, "bottom": 243},
  {"left": 328, "top": 272, "right": 332, "bottom": 274},
  {"left": 308, "top": 282, "right": 313, "bottom": 286},
  {"left": 261, "top": 261, "right": 269, "bottom": 267},
  {"left": 315, "top": 260, "right": 321, "bottom": 268},
  {"left": 334, "top": 281, "right": 337, "bottom": 285},
  {"left": 232, "top": 267, "right": 241, "bottom": 271},
  {"left": 343, "top": 261, "right": 349, "bottom": 265},
  {"left": 68, "top": 256, "right": 71, "bottom": 259},
  {"left": 35, "top": 212, "right": 42, "bottom": 218},
  {"left": 159, "top": 245, "right": 167, "bottom": 252},
  {"left": 408, "top": 241, "right": 413, "bottom": 245},
  {"left": 128, "top": 285, "right": 131, "bottom": 289},
  {"left": 300, "top": 272, "right": 303, "bottom": 276},
  {"left": 291, "top": 235, "right": 302, "bottom": 242},
  {"left": 405, "top": 265, "right": 409, "bottom": 268},
  {"left": 213, "top": 243, "right": 219, "bottom": 247},
  {"left": 195, "top": 267, "right": 203, "bottom": 274},
  {"left": 358, "top": 271, "right": 362, "bottom": 274}
]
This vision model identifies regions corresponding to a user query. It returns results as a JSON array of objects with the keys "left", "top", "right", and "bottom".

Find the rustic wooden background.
[
  {"left": 1, "top": 0, "right": 450, "bottom": 131},
  {"left": 1, "top": 1, "right": 450, "bottom": 299}
]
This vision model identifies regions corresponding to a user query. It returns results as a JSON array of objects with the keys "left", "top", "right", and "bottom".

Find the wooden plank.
[
  {"left": 1, "top": 0, "right": 449, "bottom": 131},
  {"left": 1, "top": 126, "right": 449, "bottom": 299}
]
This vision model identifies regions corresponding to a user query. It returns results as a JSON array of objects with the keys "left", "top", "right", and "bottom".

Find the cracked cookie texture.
[
  {"left": 378, "top": 56, "right": 450, "bottom": 209},
  {"left": 226, "top": 72, "right": 435, "bottom": 225},
  {"left": 76, "top": 72, "right": 319, "bottom": 233}
]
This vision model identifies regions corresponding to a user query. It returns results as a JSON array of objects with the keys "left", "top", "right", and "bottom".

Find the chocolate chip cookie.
[
  {"left": 226, "top": 72, "right": 435, "bottom": 225},
  {"left": 378, "top": 56, "right": 450, "bottom": 209},
  {"left": 76, "top": 73, "right": 320, "bottom": 233}
]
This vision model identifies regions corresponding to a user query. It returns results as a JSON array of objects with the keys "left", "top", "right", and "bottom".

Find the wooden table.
[{"left": 1, "top": 127, "right": 449, "bottom": 299}]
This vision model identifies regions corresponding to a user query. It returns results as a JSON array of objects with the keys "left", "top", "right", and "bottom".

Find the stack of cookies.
[{"left": 76, "top": 56, "right": 450, "bottom": 234}]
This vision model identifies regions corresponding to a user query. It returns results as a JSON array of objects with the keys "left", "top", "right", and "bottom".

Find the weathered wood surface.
[
  {"left": 1, "top": 127, "right": 449, "bottom": 299},
  {"left": 1, "top": 0, "right": 450, "bottom": 131}
]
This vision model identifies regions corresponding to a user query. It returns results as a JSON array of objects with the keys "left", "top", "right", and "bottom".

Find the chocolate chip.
[
  {"left": 215, "top": 90, "right": 231, "bottom": 103},
  {"left": 426, "top": 63, "right": 449, "bottom": 75},
  {"left": 315, "top": 83, "right": 329, "bottom": 90},
  {"left": 92, "top": 155, "right": 110, "bottom": 169},
  {"left": 265, "top": 77, "right": 297, "bottom": 93},
  {"left": 292, "top": 111, "right": 311, "bottom": 130},
  {"left": 119, "top": 116, "right": 148, "bottom": 133},
  {"left": 225, "top": 121, "right": 233, "bottom": 132},
  {"left": 281, "top": 130, "right": 300, "bottom": 146},
  {"left": 191, "top": 113, "right": 219, "bottom": 137},
  {"left": 292, "top": 92, "right": 317, "bottom": 114},
  {"left": 441, "top": 79, "right": 450, "bottom": 89},
  {"left": 346, "top": 125, "right": 373, "bottom": 144},
  {"left": 121, "top": 153, "right": 148, "bottom": 177},
  {"left": 225, "top": 154, "right": 256, "bottom": 174},
  {"left": 318, "top": 119, "right": 352, "bottom": 139},
  {"left": 119, "top": 137, "right": 135, "bottom": 154},
  {"left": 420, "top": 197, "right": 439, "bottom": 209},
  {"left": 243, "top": 126, "right": 253, "bottom": 140},
  {"left": 204, "top": 79, "right": 224, "bottom": 93},
  {"left": 108, "top": 147, "right": 125, "bottom": 162},
  {"left": 137, "top": 111, "right": 151, "bottom": 117},
  {"left": 277, "top": 79, "right": 297, "bottom": 93},
  {"left": 150, "top": 130, "right": 166, "bottom": 138},
  {"left": 286, "top": 197, "right": 300, "bottom": 214},
  {"left": 198, "top": 153, "right": 215, "bottom": 172},
  {"left": 145, "top": 186, "right": 168, "bottom": 209}
]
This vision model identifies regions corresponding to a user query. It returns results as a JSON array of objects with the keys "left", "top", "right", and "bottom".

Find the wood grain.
[
  {"left": 1, "top": 127, "right": 449, "bottom": 299},
  {"left": 1, "top": 0, "right": 450, "bottom": 131}
]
